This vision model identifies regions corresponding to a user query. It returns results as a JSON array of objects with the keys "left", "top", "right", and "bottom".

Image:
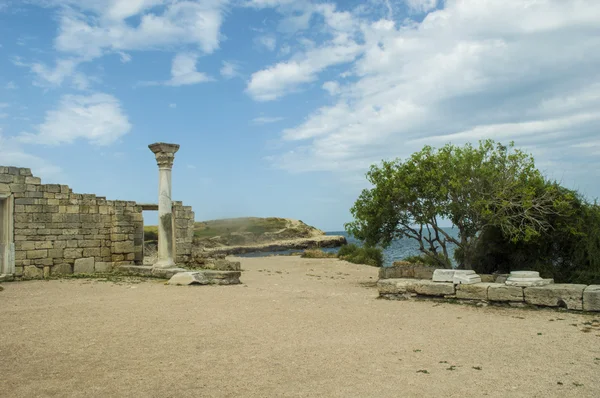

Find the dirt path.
[{"left": 1, "top": 256, "right": 599, "bottom": 397}]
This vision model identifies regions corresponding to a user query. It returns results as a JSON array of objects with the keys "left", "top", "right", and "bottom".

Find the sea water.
[{"left": 237, "top": 229, "right": 459, "bottom": 267}]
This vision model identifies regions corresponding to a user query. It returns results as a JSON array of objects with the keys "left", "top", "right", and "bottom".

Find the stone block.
[
  {"left": 432, "top": 269, "right": 455, "bottom": 282},
  {"left": 83, "top": 248, "right": 101, "bottom": 257},
  {"left": 19, "top": 168, "right": 32, "bottom": 176},
  {"left": 94, "top": 262, "right": 112, "bottom": 272},
  {"left": 52, "top": 263, "right": 73, "bottom": 275},
  {"left": 25, "top": 176, "right": 41, "bottom": 185},
  {"left": 167, "top": 271, "right": 241, "bottom": 286},
  {"left": 0, "top": 183, "right": 9, "bottom": 193},
  {"left": 0, "top": 174, "right": 14, "bottom": 183},
  {"left": 414, "top": 266, "right": 435, "bottom": 280},
  {"left": 377, "top": 278, "right": 417, "bottom": 295},
  {"left": 23, "top": 265, "right": 44, "bottom": 279},
  {"left": 583, "top": 286, "right": 600, "bottom": 312},
  {"left": 487, "top": 284, "right": 524, "bottom": 302},
  {"left": 414, "top": 280, "right": 455, "bottom": 296},
  {"left": 74, "top": 257, "right": 95, "bottom": 274},
  {"left": 524, "top": 284, "right": 587, "bottom": 310},
  {"left": 10, "top": 184, "right": 26, "bottom": 193},
  {"left": 456, "top": 283, "right": 493, "bottom": 300},
  {"left": 112, "top": 241, "right": 134, "bottom": 254},
  {"left": 63, "top": 248, "right": 83, "bottom": 258},
  {"left": 506, "top": 271, "right": 550, "bottom": 287},
  {"left": 27, "top": 249, "right": 48, "bottom": 259},
  {"left": 453, "top": 270, "right": 482, "bottom": 285}
]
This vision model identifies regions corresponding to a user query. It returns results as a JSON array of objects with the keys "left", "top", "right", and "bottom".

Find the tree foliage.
[{"left": 345, "top": 140, "right": 564, "bottom": 269}]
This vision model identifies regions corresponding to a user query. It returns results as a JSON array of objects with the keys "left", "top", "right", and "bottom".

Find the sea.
[{"left": 237, "top": 229, "right": 459, "bottom": 267}]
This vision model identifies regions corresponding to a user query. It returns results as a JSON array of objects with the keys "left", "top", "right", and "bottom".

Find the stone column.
[{"left": 149, "top": 143, "right": 180, "bottom": 269}]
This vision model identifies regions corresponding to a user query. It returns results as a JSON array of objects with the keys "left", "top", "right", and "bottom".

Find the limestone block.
[
  {"left": 167, "top": 271, "right": 241, "bottom": 286},
  {"left": 480, "top": 274, "right": 496, "bottom": 283},
  {"left": 25, "top": 176, "right": 41, "bottom": 185},
  {"left": 583, "top": 286, "right": 600, "bottom": 312},
  {"left": 453, "top": 270, "right": 482, "bottom": 285},
  {"left": 414, "top": 280, "right": 455, "bottom": 296},
  {"left": 377, "top": 278, "right": 417, "bottom": 294},
  {"left": 94, "top": 262, "right": 112, "bottom": 272},
  {"left": 64, "top": 248, "right": 83, "bottom": 258},
  {"left": 0, "top": 183, "right": 10, "bottom": 193},
  {"left": 27, "top": 249, "right": 48, "bottom": 259},
  {"left": 112, "top": 241, "right": 134, "bottom": 254},
  {"left": 414, "top": 266, "right": 435, "bottom": 280},
  {"left": 505, "top": 271, "right": 550, "bottom": 287},
  {"left": 74, "top": 257, "right": 95, "bottom": 274},
  {"left": 23, "top": 266, "right": 44, "bottom": 279},
  {"left": 52, "top": 263, "right": 73, "bottom": 275},
  {"left": 0, "top": 174, "right": 14, "bottom": 183},
  {"left": 487, "top": 284, "right": 524, "bottom": 302},
  {"left": 524, "top": 284, "right": 587, "bottom": 310},
  {"left": 433, "top": 269, "right": 455, "bottom": 282},
  {"left": 456, "top": 283, "right": 493, "bottom": 300}
]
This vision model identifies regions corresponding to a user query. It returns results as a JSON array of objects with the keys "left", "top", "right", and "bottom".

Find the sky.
[{"left": 1, "top": 0, "right": 600, "bottom": 232}]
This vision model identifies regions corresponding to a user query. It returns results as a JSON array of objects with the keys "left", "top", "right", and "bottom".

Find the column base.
[{"left": 153, "top": 259, "right": 177, "bottom": 269}]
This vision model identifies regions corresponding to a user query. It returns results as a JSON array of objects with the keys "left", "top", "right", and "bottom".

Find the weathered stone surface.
[
  {"left": 480, "top": 274, "right": 495, "bottom": 283},
  {"left": 453, "top": 270, "right": 482, "bottom": 285},
  {"left": 487, "top": 284, "right": 524, "bottom": 302},
  {"left": 583, "top": 285, "right": 600, "bottom": 312},
  {"left": 202, "top": 259, "right": 241, "bottom": 271},
  {"left": 74, "top": 257, "right": 95, "bottom": 274},
  {"left": 506, "top": 271, "right": 550, "bottom": 287},
  {"left": 377, "top": 278, "right": 418, "bottom": 295},
  {"left": 414, "top": 267, "right": 435, "bottom": 280},
  {"left": 456, "top": 283, "right": 493, "bottom": 300},
  {"left": 414, "top": 280, "right": 455, "bottom": 296},
  {"left": 432, "top": 269, "right": 454, "bottom": 282},
  {"left": 167, "top": 270, "right": 241, "bottom": 286},
  {"left": 52, "top": 263, "right": 73, "bottom": 275},
  {"left": 524, "top": 284, "right": 587, "bottom": 310},
  {"left": 94, "top": 262, "right": 112, "bottom": 272},
  {"left": 23, "top": 265, "right": 44, "bottom": 279}
]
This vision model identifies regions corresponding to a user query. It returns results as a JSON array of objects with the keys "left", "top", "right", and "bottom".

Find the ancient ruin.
[{"left": 0, "top": 142, "right": 240, "bottom": 285}]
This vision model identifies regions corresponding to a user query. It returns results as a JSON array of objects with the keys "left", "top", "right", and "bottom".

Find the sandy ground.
[{"left": 1, "top": 256, "right": 599, "bottom": 398}]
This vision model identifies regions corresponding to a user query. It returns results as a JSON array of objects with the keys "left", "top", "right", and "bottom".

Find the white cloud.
[
  {"left": 252, "top": 116, "right": 284, "bottom": 125},
  {"left": 270, "top": 0, "right": 600, "bottom": 183},
  {"left": 169, "top": 103, "right": 177, "bottom": 109},
  {"left": 118, "top": 52, "right": 132, "bottom": 63},
  {"left": 255, "top": 35, "right": 277, "bottom": 51},
  {"left": 19, "top": 93, "right": 131, "bottom": 146},
  {"left": 141, "top": 52, "right": 213, "bottom": 86},
  {"left": 405, "top": 0, "right": 437, "bottom": 13},
  {"left": 5, "top": 81, "right": 18, "bottom": 89},
  {"left": 220, "top": 61, "right": 241, "bottom": 79}
]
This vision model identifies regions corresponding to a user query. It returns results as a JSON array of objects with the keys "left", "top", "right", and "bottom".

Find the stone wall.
[
  {"left": 378, "top": 278, "right": 600, "bottom": 312},
  {"left": 1, "top": 166, "right": 196, "bottom": 279},
  {"left": 173, "top": 201, "right": 194, "bottom": 264}
]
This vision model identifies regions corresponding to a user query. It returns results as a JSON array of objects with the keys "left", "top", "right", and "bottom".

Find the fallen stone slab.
[
  {"left": 487, "top": 284, "right": 524, "bottom": 302},
  {"left": 168, "top": 270, "right": 241, "bottom": 286},
  {"left": 583, "top": 285, "right": 600, "bottom": 312},
  {"left": 432, "top": 269, "right": 455, "bottom": 282},
  {"left": 377, "top": 278, "right": 417, "bottom": 295},
  {"left": 456, "top": 283, "right": 493, "bottom": 300},
  {"left": 524, "top": 284, "right": 587, "bottom": 310},
  {"left": 414, "top": 280, "right": 455, "bottom": 296},
  {"left": 506, "top": 271, "right": 550, "bottom": 287},
  {"left": 453, "top": 270, "right": 482, "bottom": 285}
]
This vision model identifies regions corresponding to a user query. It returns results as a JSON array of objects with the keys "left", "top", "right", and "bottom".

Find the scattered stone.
[
  {"left": 524, "top": 284, "right": 587, "bottom": 310},
  {"left": 432, "top": 269, "right": 455, "bottom": 282},
  {"left": 74, "top": 257, "right": 95, "bottom": 274},
  {"left": 488, "top": 284, "right": 524, "bottom": 302},
  {"left": 414, "top": 280, "right": 455, "bottom": 296},
  {"left": 167, "top": 270, "right": 241, "bottom": 286},
  {"left": 453, "top": 270, "right": 482, "bottom": 285},
  {"left": 583, "top": 285, "right": 600, "bottom": 312},
  {"left": 505, "top": 271, "right": 551, "bottom": 287},
  {"left": 456, "top": 283, "right": 493, "bottom": 300}
]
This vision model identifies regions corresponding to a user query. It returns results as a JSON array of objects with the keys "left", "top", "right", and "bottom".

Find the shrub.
[
  {"left": 402, "top": 255, "right": 442, "bottom": 267},
  {"left": 338, "top": 244, "right": 384, "bottom": 267},
  {"left": 301, "top": 249, "right": 337, "bottom": 259}
]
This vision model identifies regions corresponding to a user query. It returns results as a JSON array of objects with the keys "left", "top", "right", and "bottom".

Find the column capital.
[{"left": 149, "top": 142, "right": 180, "bottom": 169}]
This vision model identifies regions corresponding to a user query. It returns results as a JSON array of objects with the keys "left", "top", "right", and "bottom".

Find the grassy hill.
[{"left": 144, "top": 217, "right": 324, "bottom": 245}]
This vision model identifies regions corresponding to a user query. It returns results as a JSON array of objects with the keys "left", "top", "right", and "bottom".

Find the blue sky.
[{"left": 1, "top": 0, "right": 600, "bottom": 231}]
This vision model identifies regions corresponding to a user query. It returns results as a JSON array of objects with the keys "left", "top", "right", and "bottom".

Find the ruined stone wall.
[
  {"left": 173, "top": 201, "right": 194, "bottom": 265},
  {"left": 0, "top": 166, "right": 143, "bottom": 278}
]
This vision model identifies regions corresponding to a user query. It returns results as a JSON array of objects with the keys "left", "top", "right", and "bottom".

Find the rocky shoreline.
[{"left": 202, "top": 235, "right": 347, "bottom": 256}]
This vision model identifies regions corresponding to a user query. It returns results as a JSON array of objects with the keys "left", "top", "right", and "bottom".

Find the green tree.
[{"left": 345, "top": 140, "right": 562, "bottom": 269}]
